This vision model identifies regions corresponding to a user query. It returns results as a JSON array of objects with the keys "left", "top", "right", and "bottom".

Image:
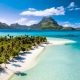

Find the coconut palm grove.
[{"left": 0, "top": 35, "right": 47, "bottom": 68}]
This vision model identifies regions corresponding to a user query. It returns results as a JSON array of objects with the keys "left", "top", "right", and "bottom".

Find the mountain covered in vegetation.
[
  {"left": 30, "top": 17, "right": 63, "bottom": 30},
  {"left": 0, "top": 17, "right": 79, "bottom": 30}
]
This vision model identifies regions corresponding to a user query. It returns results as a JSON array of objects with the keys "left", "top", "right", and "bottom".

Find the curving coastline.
[
  {"left": 47, "top": 38, "right": 76, "bottom": 45},
  {"left": 0, "top": 38, "right": 76, "bottom": 80}
]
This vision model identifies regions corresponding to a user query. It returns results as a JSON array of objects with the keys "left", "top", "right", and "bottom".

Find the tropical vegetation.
[{"left": 0, "top": 35, "right": 47, "bottom": 68}]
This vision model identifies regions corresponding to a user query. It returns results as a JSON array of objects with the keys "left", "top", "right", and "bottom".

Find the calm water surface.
[{"left": 1, "top": 29, "right": 80, "bottom": 80}]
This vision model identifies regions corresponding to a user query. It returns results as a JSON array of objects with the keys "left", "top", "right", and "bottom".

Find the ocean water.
[{"left": 0, "top": 29, "right": 80, "bottom": 80}]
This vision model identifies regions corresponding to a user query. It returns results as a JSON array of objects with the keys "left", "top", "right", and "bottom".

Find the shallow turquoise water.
[
  {"left": 0, "top": 29, "right": 80, "bottom": 80},
  {"left": 10, "top": 40, "right": 80, "bottom": 80}
]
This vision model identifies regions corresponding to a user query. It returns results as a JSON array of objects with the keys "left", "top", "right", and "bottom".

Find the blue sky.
[{"left": 0, "top": 0, "right": 80, "bottom": 27}]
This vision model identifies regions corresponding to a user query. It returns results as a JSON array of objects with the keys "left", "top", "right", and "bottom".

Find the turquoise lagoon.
[{"left": 0, "top": 29, "right": 80, "bottom": 80}]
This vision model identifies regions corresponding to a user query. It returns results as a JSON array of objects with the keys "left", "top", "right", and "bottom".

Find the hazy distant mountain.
[
  {"left": 75, "top": 28, "right": 80, "bottom": 30},
  {"left": 0, "top": 22, "right": 10, "bottom": 29},
  {"left": 0, "top": 17, "right": 79, "bottom": 30},
  {"left": 30, "top": 17, "right": 63, "bottom": 30},
  {"left": 62, "top": 27, "right": 75, "bottom": 30},
  {"left": 10, "top": 23, "right": 28, "bottom": 29}
]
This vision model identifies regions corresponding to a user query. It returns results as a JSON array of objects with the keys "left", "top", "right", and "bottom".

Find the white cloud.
[
  {"left": 28, "top": 8, "right": 36, "bottom": 11},
  {"left": 59, "top": 21, "right": 80, "bottom": 28},
  {"left": 67, "top": 2, "right": 80, "bottom": 11},
  {"left": 16, "top": 18, "right": 39, "bottom": 26},
  {"left": 68, "top": 2, "right": 75, "bottom": 8},
  {"left": 15, "top": 18, "right": 26, "bottom": 25},
  {"left": 26, "top": 20, "right": 38, "bottom": 26},
  {"left": 75, "top": 8, "right": 80, "bottom": 10},
  {"left": 20, "top": 6, "right": 65, "bottom": 16},
  {"left": 63, "top": 22, "right": 73, "bottom": 27},
  {"left": 0, "top": 17, "right": 10, "bottom": 25},
  {"left": 59, "top": 21, "right": 75, "bottom": 27},
  {"left": 74, "top": 23, "right": 80, "bottom": 27},
  {"left": 15, "top": 18, "right": 27, "bottom": 23},
  {"left": 63, "top": 24, "right": 73, "bottom": 27}
]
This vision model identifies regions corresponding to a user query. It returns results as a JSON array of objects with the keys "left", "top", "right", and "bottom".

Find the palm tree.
[{"left": 0, "top": 35, "right": 47, "bottom": 67}]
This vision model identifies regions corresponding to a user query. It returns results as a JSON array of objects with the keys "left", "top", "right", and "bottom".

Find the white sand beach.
[
  {"left": 0, "top": 43, "right": 47, "bottom": 80},
  {"left": 48, "top": 38, "right": 76, "bottom": 45},
  {"left": 0, "top": 38, "right": 76, "bottom": 80}
]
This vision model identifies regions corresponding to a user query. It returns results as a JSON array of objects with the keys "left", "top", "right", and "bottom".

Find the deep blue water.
[
  {"left": 0, "top": 29, "right": 80, "bottom": 41},
  {"left": 0, "top": 29, "right": 80, "bottom": 49},
  {"left": 0, "top": 30, "right": 80, "bottom": 48}
]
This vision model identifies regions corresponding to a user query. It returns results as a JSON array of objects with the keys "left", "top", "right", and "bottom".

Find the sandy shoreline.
[
  {"left": 48, "top": 39, "right": 76, "bottom": 45},
  {"left": 0, "top": 44, "right": 46, "bottom": 80},
  {"left": 0, "top": 38, "right": 76, "bottom": 80}
]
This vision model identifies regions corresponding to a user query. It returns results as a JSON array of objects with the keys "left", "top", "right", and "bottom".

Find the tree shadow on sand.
[
  {"left": 15, "top": 71, "right": 27, "bottom": 76},
  {"left": 12, "top": 64, "right": 21, "bottom": 67},
  {"left": 0, "top": 67, "right": 7, "bottom": 74},
  {"left": 14, "top": 56, "right": 25, "bottom": 61},
  {"left": 20, "top": 51, "right": 32, "bottom": 56}
]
